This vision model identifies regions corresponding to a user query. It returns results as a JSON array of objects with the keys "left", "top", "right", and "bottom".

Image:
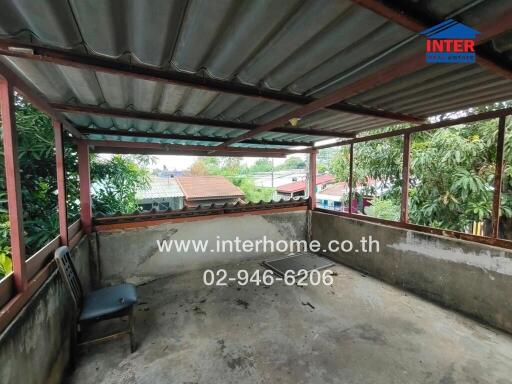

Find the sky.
[
  {"left": 149, "top": 137, "right": 340, "bottom": 171},
  {"left": 151, "top": 154, "right": 299, "bottom": 171},
  {"left": 99, "top": 138, "right": 339, "bottom": 171}
]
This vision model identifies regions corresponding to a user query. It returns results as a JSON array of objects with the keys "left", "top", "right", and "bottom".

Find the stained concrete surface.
[
  {"left": 65, "top": 258, "right": 512, "bottom": 384},
  {"left": 96, "top": 211, "right": 306, "bottom": 286},
  {"left": 312, "top": 211, "right": 512, "bottom": 334}
]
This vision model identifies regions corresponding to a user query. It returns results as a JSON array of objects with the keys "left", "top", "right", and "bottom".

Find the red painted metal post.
[
  {"left": 0, "top": 78, "right": 27, "bottom": 292},
  {"left": 492, "top": 116, "right": 506, "bottom": 238},
  {"left": 53, "top": 120, "right": 68, "bottom": 245},
  {"left": 401, "top": 133, "right": 411, "bottom": 223},
  {"left": 309, "top": 151, "right": 317, "bottom": 210},
  {"left": 78, "top": 140, "right": 92, "bottom": 234},
  {"left": 348, "top": 143, "right": 354, "bottom": 214}
]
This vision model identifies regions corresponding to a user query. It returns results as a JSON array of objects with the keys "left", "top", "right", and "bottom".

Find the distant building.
[
  {"left": 136, "top": 177, "right": 184, "bottom": 212},
  {"left": 317, "top": 179, "right": 377, "bottom": 213},
  {"left": 316, "top": 182, "right": 350, "bottom": 211},
  {"left": 275, "top": 174, "right": 334, "bottom": 199},
  {"left": 176, "top": 176, "right": 245, "bottom": 207},
  {"left": 252, "top": 169, "right": 307, "bottom": 188}
]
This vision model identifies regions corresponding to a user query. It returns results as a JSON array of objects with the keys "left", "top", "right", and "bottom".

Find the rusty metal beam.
[
  {"left": 217, "top": 54, "right": 428, "bottom": 150},
  {"left": 315, "top": 207, "right": 512, "bottom": 250},
  {"left": 78, "top": 141, "right": 92, "bottom": 234},
  {"left": 351, "top": 0, "right": 512, "bottom": 80},
  {"left": 492, "top": 116, "right": 506, "bottom": 238},
  {"left": 51, "top": 102, "right": 355, "bottom": 139},
  {"left": 53, "top": 120, "right": 68, "bottom": 245},
  {"left": 216, "top": 8, "right": 512, "bottom": 149},
  {"left": 315, "top": 107, "right": 512, "bottom": 150},
  {"left": 400, "top": 133, "right": 411, "bottom": 223},
  {"left": 85, "top": 139, "right": 311, "bottom": 157},
  {"left": 91, "top": 146, "right": 289, "bottom": 158},
  {"left": 0, "top": 60, "right": 83, "bottom": 139},
  {"left": 0, "top": 78, "right": 27, "bottom": 292},
  {"left": 0, "top": 40, "right": 423, "bottom": 124},
  {"left": 78, "top": 127, "right": 313, "bottom": 148}
]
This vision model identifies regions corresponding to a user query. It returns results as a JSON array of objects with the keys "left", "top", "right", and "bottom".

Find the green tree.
[
  {"left": 91, "top": 155, "right": 151, "bottom": 215},
  {"left": 250, "top": 159, "right": 273, "bottom": 173},
  {"left": 277, "top": 156, "right": 306, "bottom": 170},
  {"left": 326, "top": 115, "right": 512, "bottom": 233},
  {"left": 232, "top": 178, "right": 274, "bottom": 203},
  {"left": 0, "top": 96, "right": 151, "bottom": 277}
]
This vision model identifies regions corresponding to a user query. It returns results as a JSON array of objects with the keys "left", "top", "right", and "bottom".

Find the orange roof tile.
[{"left": 176, "top": 176, "right": 244, "bottom": 200}]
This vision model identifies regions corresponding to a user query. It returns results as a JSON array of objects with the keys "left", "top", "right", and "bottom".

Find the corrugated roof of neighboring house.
[
  {"left": 277, "top": 174, "right": 334, "bottom": 194},
  {"left": 136, "top": 178, "right": 184, "bottom": 203},
  {"left": 318, "top": 178, "right": 378, "bottom": 198},
  {"left": 176, "top": 176, "right": 244, "bottom": 201},
  {"left": 320, "top": 182, "right": 349, "bottom": 197}
]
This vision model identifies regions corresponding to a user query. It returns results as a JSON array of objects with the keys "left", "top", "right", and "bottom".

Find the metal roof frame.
[
  {"left": 0, "top": 40, "right": 423, "bottom": 124},
  {"left": 51, "top": 102, "right": 355, "bottom": 139},
  {"left": 215, "top": 7, "right": 512, "bottom": 149},
  {"left": 0, "top": 1, "right": 510, "bottom": 154},
  {"left": 352, "top": 0, "right": 512, "bottom": 81}
]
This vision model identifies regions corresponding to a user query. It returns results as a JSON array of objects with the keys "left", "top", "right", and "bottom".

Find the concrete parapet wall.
[
  {"left": 96, "top": 211, "right": 307, "bottom": 285},
  {"left": 0, "top": 236, "right": 91, "bottom": 384},
  {"left": 312, "top": 211, "right": 512, "bottom": 333}
]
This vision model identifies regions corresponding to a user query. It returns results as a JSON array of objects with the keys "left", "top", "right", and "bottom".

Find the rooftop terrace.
[
  {"left": 65, "top": 258, "right": 512, "bottom": 384},
  {"left": 1, "top": 1, "right": 512, "bottom": 384}
]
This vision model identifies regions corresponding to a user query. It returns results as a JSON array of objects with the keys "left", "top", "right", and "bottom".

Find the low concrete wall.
[
  {"left": 312, "top": 211, "right": 512, "bottom": 334},
  {"left": 97, "top": 211, "right": 307, "bottom": 285},
  {"left": 0, "top": 236, "right": 91, "bottom": 384}
]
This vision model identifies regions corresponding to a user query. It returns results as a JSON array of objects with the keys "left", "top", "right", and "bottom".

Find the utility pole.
[{"left": 271, "top": 158, "right": 274, "bottom": 188}]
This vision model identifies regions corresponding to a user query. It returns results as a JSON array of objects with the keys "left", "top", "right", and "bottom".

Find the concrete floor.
[{"left": 65, "top": 258, "right": 512, "bottom": 384}]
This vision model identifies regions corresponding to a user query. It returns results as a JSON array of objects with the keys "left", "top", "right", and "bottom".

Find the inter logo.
[{"left": 420, "top": 19, "right": 480, "bottom": 63}]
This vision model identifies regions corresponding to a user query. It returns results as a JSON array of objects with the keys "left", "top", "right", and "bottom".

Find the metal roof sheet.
[
  {"left": 0, "top": 0, "right": 511, "bottom": 150},
  {"left": 135, "top": 177, "right": 184, "bottom": 201}
]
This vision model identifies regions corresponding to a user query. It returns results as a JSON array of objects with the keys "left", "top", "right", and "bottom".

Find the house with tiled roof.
[
  {"left": 176, "top": 176, "right": 245, "bottom": 207},
  {"left": 275, "top": 174, "right": 334, "bottom": 199}
]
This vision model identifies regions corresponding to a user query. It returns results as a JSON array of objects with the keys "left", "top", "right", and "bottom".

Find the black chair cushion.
[{"left": 80, "top": 283, "right": 137, "bottom": 322}]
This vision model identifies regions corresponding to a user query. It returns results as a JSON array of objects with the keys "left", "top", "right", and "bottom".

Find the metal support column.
[
  {"left": 400, "top": 133, "right": 411, "bottom": 223},
  {"left": 492, "top": 116, "right": 506, "bottom": 238},
  {"left": 78, "top": 141, "right": 92, "bottom": 234},
  {"left": 0, "top": 78, "right": 27, "bottom": 291},
  {"left": 53, "top": 120, "right": 68, "bottom": 244},
  {"left": 309, "top": 151, "right": 317, "bottom": 210}
]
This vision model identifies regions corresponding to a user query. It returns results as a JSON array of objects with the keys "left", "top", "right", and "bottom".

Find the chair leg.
[{"left": 129, "top": 306, "right": 136, "bottom": 353}]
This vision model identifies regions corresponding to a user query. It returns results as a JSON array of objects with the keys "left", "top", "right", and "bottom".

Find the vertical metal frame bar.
[
  {"left": 0, "top": 78, "right": 27, "bottom": 292},
  {"left": 401, "top": 133, "right": 411, "bottom": 223},
  {"left": 53, "top": 120, "right": 68, "bottom": 245},
  {"left": 309, "top": 151, "right": 317, "bottom": 209},
  {"left": 492, "top": 116, "right": 506, "bottom": 238},
  {"left": 348, "top": 143, "right": 354, "bottom": 214},
  {"left": 78, "top": 140, "right": 92, "bottom": 234}
]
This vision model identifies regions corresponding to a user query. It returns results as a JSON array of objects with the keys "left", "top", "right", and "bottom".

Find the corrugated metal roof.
[
  {"left": 136, "top": 177, "right": 184, "bottom": 202},
  {"left": 0, "top": 0, "right": 511, "bottom": 149},
  {"left": 277, "top": 174, "right": 334, "bottom": 193}
]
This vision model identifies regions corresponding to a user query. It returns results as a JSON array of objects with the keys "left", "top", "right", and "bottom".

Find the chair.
[{"left": 54, "top": 246, "right": 138, "bottom": 353}]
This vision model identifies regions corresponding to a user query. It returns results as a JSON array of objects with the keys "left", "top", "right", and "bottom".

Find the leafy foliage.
[
  {"left": 91, "top": 155, "right": 151, "bottom": 215},
  {"left": 275, "top": 156, "right": 305, "bottom": 170},
  {"left": 0, "top": 97, "right": 151, "bottom": 278},
  {"left": 326, "top": 114, "right": 512, "bottom": 233},
  {"left": 365, "top": 198, "right": 400, "bottom": 221}
]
